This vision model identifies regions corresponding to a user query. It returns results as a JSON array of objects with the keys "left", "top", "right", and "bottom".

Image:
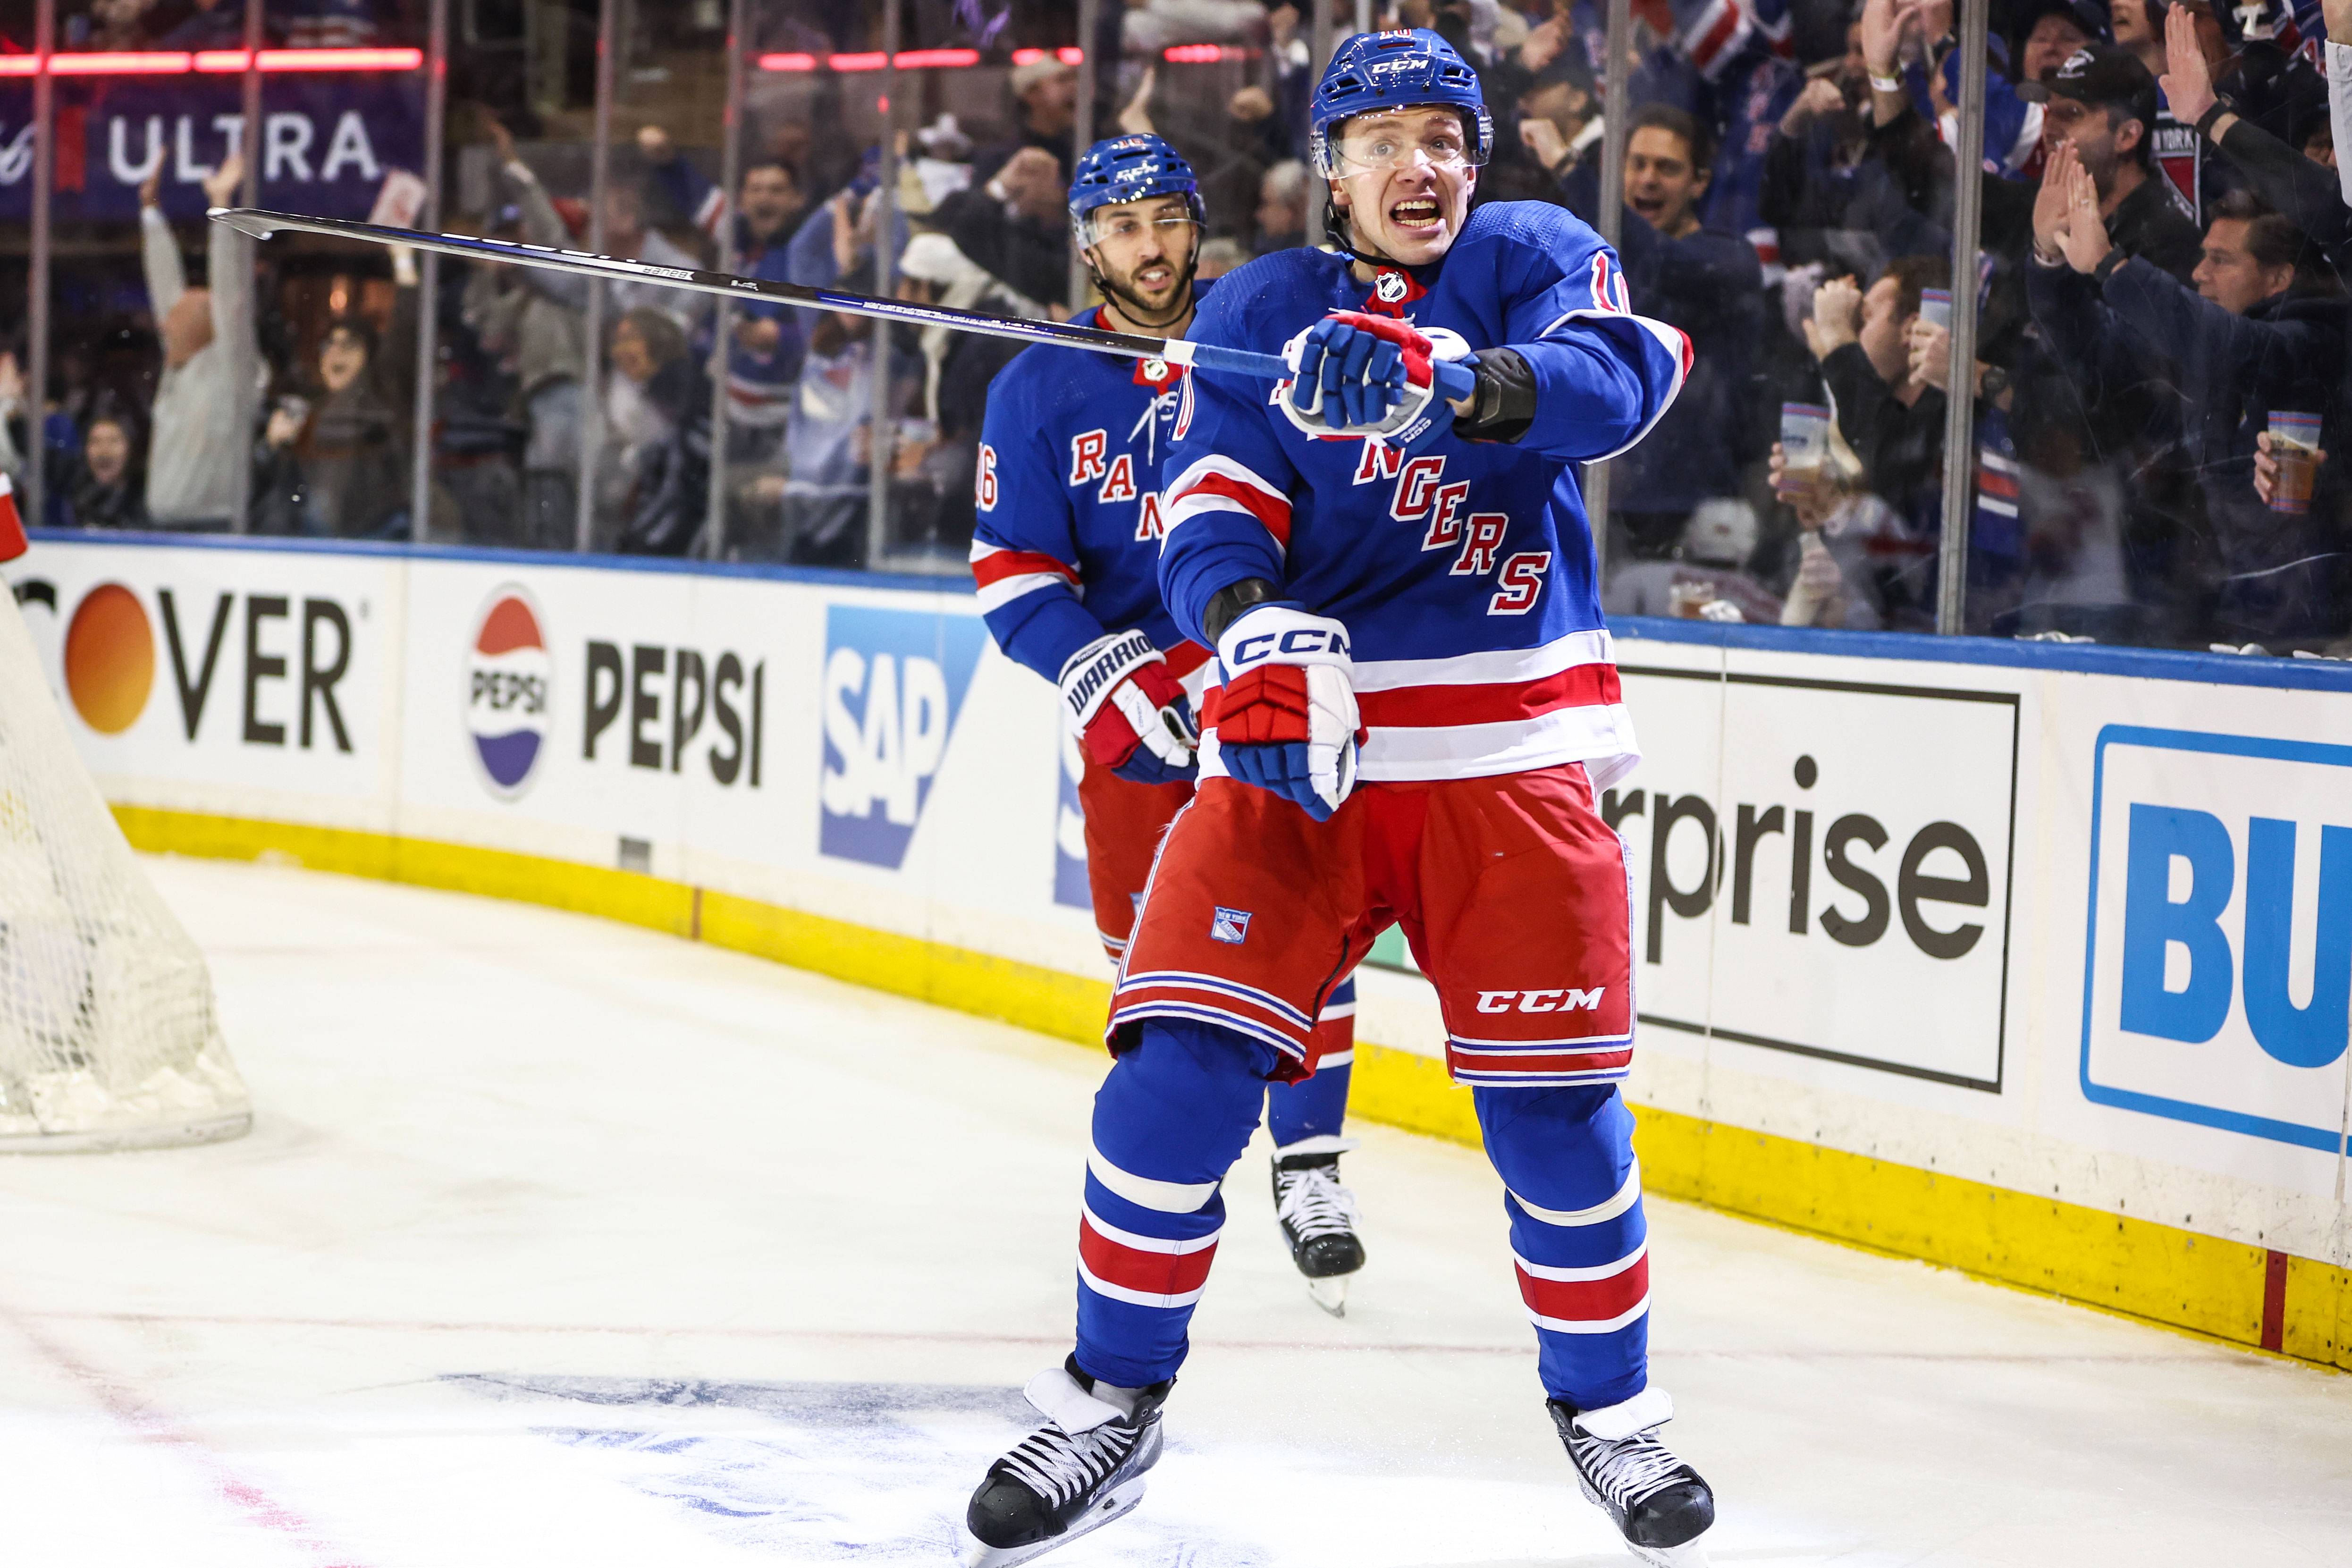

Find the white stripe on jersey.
[
  {"left": 975, "top": 572, "right": 1074, "bottom": 614},
  {"left": 1350, "top": 629, "right": 1616, "bottom": 691}
]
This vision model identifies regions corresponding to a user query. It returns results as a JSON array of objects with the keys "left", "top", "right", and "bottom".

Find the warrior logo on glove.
[{"left": 1060, "top": 630, "right": 1200, "bottom": 787}]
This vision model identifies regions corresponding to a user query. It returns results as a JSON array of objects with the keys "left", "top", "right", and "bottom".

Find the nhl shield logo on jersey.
[
  {"left": 464, "top": 586, "right": 551, "bottom": 800},
  {"left": 1374, "top": 270, "right": 1408, "bottom": 304},
  {"left": 1210, "top": 906, "right": 1253, "bottom": 944}
]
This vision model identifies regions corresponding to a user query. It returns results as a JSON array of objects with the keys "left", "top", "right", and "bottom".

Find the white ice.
[{"left": 0, "top": 856, "right": 2346, "bottom": 1568}]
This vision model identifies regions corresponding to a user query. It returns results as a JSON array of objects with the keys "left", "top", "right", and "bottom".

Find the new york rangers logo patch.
[{"left": 1210, "top": 906, "right": 1253, "bottom": 944}]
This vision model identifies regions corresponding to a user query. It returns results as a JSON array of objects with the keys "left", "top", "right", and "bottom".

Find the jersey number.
[{"left": 976, "top": 443, "right": 998, "bottom": 510}]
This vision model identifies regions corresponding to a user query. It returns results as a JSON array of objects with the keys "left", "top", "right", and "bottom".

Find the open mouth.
[
  {"left": 1134, "top": 262, "right": 1174, "bottom": 291},
  {"left": 1629, "top": 194, "right": 1664, "bottom": 221},
  {"left": 1387, "top": 196, "right": 1443, "bottom": 233}
]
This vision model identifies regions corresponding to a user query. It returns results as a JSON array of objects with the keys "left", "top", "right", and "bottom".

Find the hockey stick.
[{"left": 207, "top": 206, "right": 1292, "bottom": 383}]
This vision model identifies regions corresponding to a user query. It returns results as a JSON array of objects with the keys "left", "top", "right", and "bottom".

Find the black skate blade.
[
  {"left": 1576, "top": 1478, "right": 1713, "bottom": 1568},
  {"left": 1307, "top": 1275, "right": 1349, "bottom": 1317},
  {"left": 962, "top": 1477, "right": 1148, "bottom": 1568}
]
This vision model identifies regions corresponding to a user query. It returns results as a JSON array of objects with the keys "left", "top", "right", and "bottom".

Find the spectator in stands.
[
  {"left": 1609, "top": 105, "right": 1766, "bottom": 561},
  {"left": 601, "top": 307, "right": 710, "bottom": 556},
  {"left": 2037, "top": 159, "right": 2349, "bottom": 641},
  {"left": 160, "top": 0, "right": 256, "bottom": 47},
  {"left": 466, "top": 120, "right": 591, "bottom": 547},
  {"left": 67, "top": 0, "right": 155, "bottom": 50},
  {"left": 1255, "top": 160, "right": 1308, "bottom": 253},
  {"left": 2012, "top": 0, "right": 2101, "bottom": 90},
  {"left": 600, "top": 182, "right": 708, "bottom": 332},
  {"left": 253, "top": 316, "right": 413, "bottom": 539},
  {"left": 933, "top": 146, "right": 1071, "bottom": 313},
  {"left": 770, "top": 309, "right": 877, "bottom": 568},
  {"left": 979, "top": 56, "right": 1079, "bottom": 181},
  {"left": 640, "top": 124, "right": 809, "bottom": 456},
  {"left": 140, "top": 155, "right": 251, "bottom": 531},
  {"left": 1801, "top": 256, "right": 1950, "bottom": 592},
  {"left": 64, "top": 410, "right": 148, "bottom": 530},
  {"left": 1513, "top": 56, "right": 1604, "bottom": 196},
  {"left": 2161, "top": 6, "right": 2352, "bottom": 281}
]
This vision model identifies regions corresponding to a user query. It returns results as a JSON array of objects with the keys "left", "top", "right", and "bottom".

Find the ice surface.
[{"left": 0, "top": 855, "right": 2344, "bottom": 1567}]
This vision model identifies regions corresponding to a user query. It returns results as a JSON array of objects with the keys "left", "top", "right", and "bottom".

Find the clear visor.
[
  {"left": 1076, "top": 209, "right": 1201, "bottom": 250},
  {"left": 1316, "top": 109, "right": 1487, "bottom": 177}
]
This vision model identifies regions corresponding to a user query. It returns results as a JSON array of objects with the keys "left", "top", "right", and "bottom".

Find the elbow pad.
[{"left": 1452, "top": 347, "right": 1538, "bottom": 443}]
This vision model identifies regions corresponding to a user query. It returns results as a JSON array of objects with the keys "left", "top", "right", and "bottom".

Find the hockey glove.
[
  {"left": 1212, "top": 603, "right": 1362, "bottom": 821},
  {"left": 1277, "top": 311, "right": 1477, "bottom": 448},
  {"left": 1060, "top": 630, "right": 1199, "bottom": 785}
]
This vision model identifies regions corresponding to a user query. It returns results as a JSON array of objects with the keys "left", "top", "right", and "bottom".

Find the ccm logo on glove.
[{"left": 1227, "top": 625, "right": 1351, "bottom": 667}]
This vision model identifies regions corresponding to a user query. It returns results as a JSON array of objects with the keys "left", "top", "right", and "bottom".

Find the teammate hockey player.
[
  {"left": 964, "top": 32, "right": 1714, "bottom": 1568},
  {"left": 969, "top": 134, "right": 1371, "bottom": 1318}
]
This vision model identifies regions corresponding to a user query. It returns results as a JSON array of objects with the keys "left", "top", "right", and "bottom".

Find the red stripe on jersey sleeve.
[
  {"left": 972, "top": 548, "right": 1080, "bottom": 590},
  {"left": 1078, "top": 1215, "right": 1220, "bottom": 1296},
  {"left": 1356, "top": 663, "right": 1622, "bottom": 728},
  {"left": 1170, "top": 471, "right": 1293, "bottom": 548},
  {"left": 1516, "top": 1251, "right": 1649, "bottom": 1325}
]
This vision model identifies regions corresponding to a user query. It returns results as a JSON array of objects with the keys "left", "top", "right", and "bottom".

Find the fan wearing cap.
[
  {"left": 2019, "top": 42, "right": 2209, "bottom": 275},
  {"left": 960, "top": 30, "right": 1708, "bottom": 1568},
  {"left": 965, "top": 134, "right": 1375, "bottom": 1345}
]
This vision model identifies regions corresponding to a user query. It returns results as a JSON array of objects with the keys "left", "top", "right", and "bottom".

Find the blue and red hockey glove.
[
  {"left": 1211, "top": 603, "right": 1362, "bottom": 821},
  {"left": 1060, "top": 630, "right": 1199, "bottom": 785},
  {"left": 1277, "top": 311, "right": 1477, "bottom": 452}
]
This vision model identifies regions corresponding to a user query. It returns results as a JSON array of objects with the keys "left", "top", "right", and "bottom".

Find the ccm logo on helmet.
[
  {"left": 1477, "top": 988, "right": 1606, "bottom": 1013},
  {"left": 1229, "top": 627, "right": 1350, "bottom": 666}
]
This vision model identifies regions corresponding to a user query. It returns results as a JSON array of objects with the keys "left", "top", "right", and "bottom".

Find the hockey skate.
[
  {"left": 1271, "top": 1138, "right": 1366, "bottom": 1316},
  {"left": 964, "top": 1357, "right": 1171, "bottom": 1568},
  {"left": 1549, "top": 1393, "right": 1715, "bottom": 1568}
]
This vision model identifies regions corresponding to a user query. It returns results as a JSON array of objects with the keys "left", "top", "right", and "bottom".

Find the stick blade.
[{"left": 207, "top": 207, "right": 282, "bottom": 240}]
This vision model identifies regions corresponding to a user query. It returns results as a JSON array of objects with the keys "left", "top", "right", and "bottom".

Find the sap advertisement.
[{"left": 7, "top": 535, "right": 2351, "bottom": 1261}]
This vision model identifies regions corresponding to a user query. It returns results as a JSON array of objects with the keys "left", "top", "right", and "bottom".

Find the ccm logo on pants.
[{"left": 1479, "top": 988, "right": 1606, "bottom": 1014}]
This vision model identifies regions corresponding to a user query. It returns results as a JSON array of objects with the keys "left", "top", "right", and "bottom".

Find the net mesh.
[{"left": 0, "top": 592, "right": 248, "bottom": 1152}]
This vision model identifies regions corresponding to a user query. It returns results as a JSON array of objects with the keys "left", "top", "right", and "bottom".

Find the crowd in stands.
[{"left": 9, "top": 0, "right": 2351, "bottom": 649}]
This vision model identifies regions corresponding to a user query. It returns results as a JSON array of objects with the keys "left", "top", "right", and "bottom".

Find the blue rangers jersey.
[
  {"left": 1160, "top": 202, "right": 1689, "bottom": 788},
  {"left": 970, "top": 283, "right": 1219, "bottom": 686}
]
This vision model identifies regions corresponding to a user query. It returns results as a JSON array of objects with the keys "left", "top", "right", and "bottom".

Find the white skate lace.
[
  {"left": 1275, "top": 1163, "right": 1361, "bottom": 1241},
  {"left": 1571, "top": 1426, "right": 1692, "bottom": 1509},
  {"left": 997, "top": 1418, "right": 1137, "bottom": 1509}
]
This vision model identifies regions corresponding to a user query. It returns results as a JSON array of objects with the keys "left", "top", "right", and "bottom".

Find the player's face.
[
  {"left": 1327, "top": 106, "right": 1477, "bottom": 267},
  {"left": 1083, "top": 195, "right": 1200, "bottom": 322}
]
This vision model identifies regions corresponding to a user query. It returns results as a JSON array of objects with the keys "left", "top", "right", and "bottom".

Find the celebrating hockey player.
[
  {"left": 968, "top": 135, "right": 1373, "bottom": 1317},
  {"left": 965, "top": 32, "right": 1711, "bottom": 1568}
]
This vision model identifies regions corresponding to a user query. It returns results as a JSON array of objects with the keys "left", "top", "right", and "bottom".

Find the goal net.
[{"left": 0, "top": 587, "right": 249, "bottom": 1152}]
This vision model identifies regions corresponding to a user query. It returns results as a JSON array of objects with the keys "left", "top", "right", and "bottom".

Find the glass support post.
[
  {"left": 866, "top": 0, "right": 901, "bottom": 570},
  {"left": 703, "top": 0, "right": 750, "bottom": 560},
  {"left": 25, "top": 0, "right": 52, "bottom": 537},
  {"left": 1582, "top": 0, "right": 1632, "bottom": 575},
  {"left": 1935, "top": 0, "right": 1990, "bottom": 635},
  {"left": 411, "top": 0, "right": 452, "bottom": 544},
  {"left": 575, "top": 0, "right": 621, "bottom": 552}
]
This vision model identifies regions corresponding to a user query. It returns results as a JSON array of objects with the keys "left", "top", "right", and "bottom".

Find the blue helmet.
[
  {"left": 1307, "top": 29, "right": 1492, "bottom": 178},
  {"left": 1067, "top": 134, "right": 1206, "bottom": 247}
]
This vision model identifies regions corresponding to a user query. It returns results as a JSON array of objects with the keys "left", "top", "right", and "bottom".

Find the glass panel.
[
  {"left": 1959, "top": 0, "right": 2350, "bottom": 651},
  {"left": 424, "top": 0, "right": 601, "bottom": 549},
  {"left": 27, "top": 4, "right": 432, "bottom": 537}
]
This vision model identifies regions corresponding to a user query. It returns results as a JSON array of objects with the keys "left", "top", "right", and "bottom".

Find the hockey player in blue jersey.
[
  {"left": 964, "top": 33, "right": 1713, "bottom": 1568},
  {"left": 968, "top": 134, "right": 1373, "bottom": 1321}
]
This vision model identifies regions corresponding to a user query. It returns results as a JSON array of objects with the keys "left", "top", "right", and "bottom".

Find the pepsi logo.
[{"left": 465, "top": 586, "right": 551, "bottom": 799}]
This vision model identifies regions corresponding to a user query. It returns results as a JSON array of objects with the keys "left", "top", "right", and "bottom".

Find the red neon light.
[
  {"left": 52, "top": 51, "right": 193, "bottom": 73},
  {"left": 0, "top": 46, "right": 421, "bottom": 76},
  {"left": 1058, "top": 46, "right": 1083, "bottom": 63},
  {"left": 1163, "top": 43, "right": 1240, "bottom": 61},
  {"left": 765, "top": 45, "right": 1075, "bottom": 73}
]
